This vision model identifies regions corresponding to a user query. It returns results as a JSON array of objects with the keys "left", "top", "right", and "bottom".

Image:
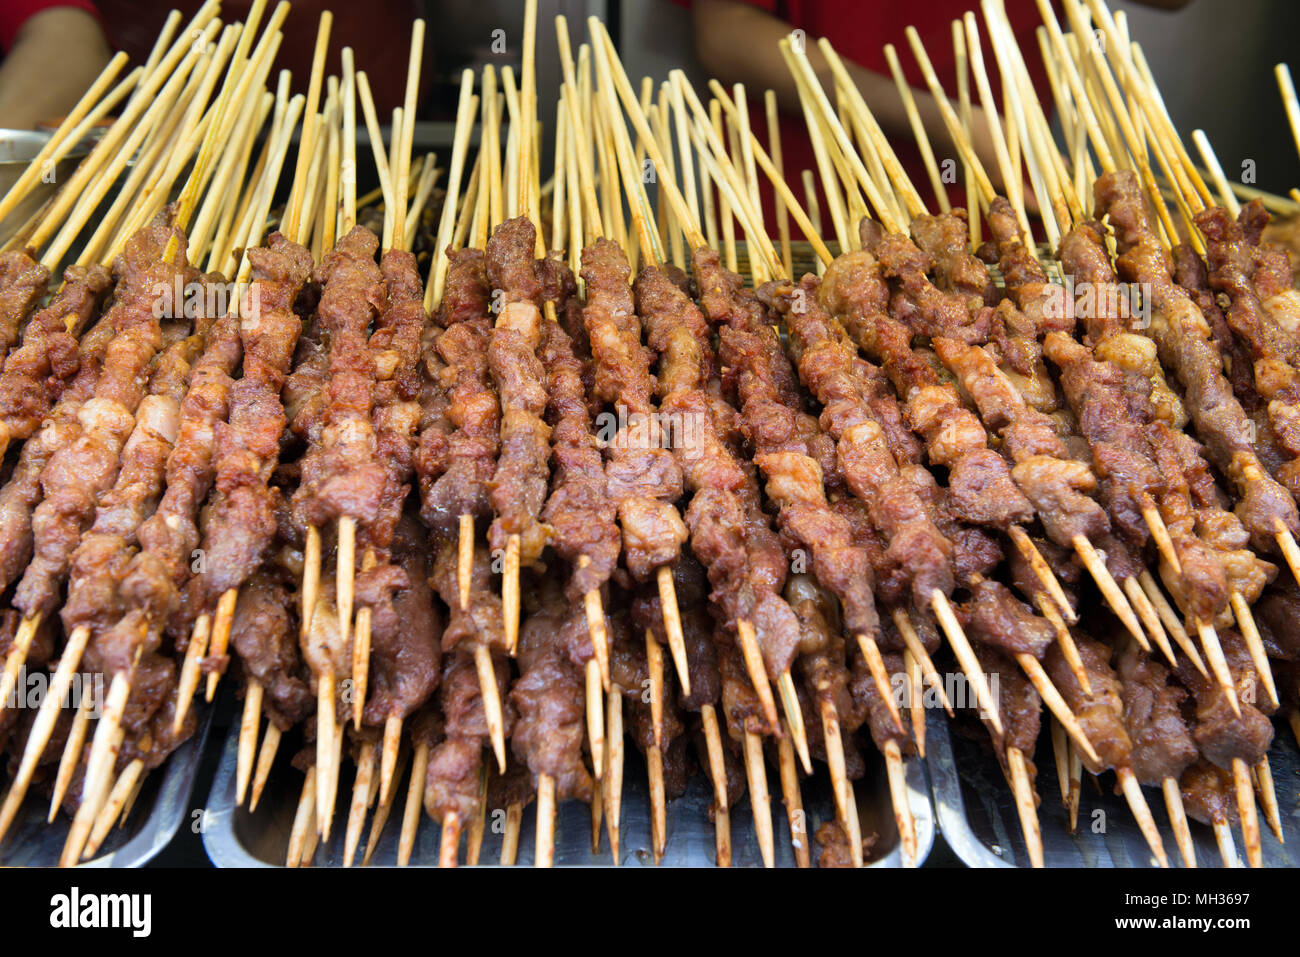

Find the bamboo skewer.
[
  {"left": 1007, "top": 745, "right": 1044, "bottom": 867},
  {"left": 775, "top": 733, "right": 809, "bottom": 868}
]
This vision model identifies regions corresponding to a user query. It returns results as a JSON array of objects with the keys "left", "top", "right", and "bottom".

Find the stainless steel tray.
[
  {"left": 202, "top": 714, "right": 934, "bottom": 867},
  {"left": 0, "top": 703, "right": 213, "bottom": 867},
  {"left": 927, "top": 711, "right": 1299, "bottom": 867}
]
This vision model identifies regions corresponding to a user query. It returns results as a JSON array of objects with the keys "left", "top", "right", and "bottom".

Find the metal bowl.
[{"left": 0, "top": 128, "right": 95, "bottom": 248}]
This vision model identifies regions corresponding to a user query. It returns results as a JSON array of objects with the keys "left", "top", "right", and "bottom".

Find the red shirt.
[{"left": 682, "top": 0, "right": 1057, "bottom": 229}]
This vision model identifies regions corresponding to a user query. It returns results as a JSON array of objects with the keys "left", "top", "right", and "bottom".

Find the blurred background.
[{"left": 421, "top": 0, "right": 1300, "bottom": 195}]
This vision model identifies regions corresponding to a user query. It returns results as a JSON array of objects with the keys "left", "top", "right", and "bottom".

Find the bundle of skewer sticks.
[{"left": 0, "top": 0, "right": 1294, "bottom": 870}]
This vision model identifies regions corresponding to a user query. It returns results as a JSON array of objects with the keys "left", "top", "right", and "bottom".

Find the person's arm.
[
  {"left": 0, "top": 6, "right": 111, "bottom": 130},
  {"left": 691, "top": 0, "right": 1025, "bottom": 199}
]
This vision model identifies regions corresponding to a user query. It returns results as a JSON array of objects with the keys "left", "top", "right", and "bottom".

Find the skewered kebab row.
[
  {"left": 198, "top": 235, "right": 313, "bottom": 590},
  {"left": 0, "top": 317, "right": 117, "bottom": 596},
  {"left": 632, "top": 254, "right": 796, "bottom": 685},
  {"left": 228, "top": 567, "right": 313, "bottom": 734},
  {"left": 1196, "top": 203, "right": 1300, "bottom": 496},
  {"left": 581, "top": 240, "right": 687, "bottom": 584},
  {"left": 1051, "top": 219, "right": 1274, "bottom": 606},
  {"left": 62, "top": 331, "right": 206, "bottom": 741},
  {"left": 362, "top": 250, "right": 427, "bottom": 563},
  {"left": 0, "top": 251, "right": 51, "bottom": 365},
  {"left": 955, "top": 205, "right": 1171, "bottom": 592},
  {"left": 420, "top": 248, "right": 491, "bottom": 539},
  {"left": 830, "top": 225, "right": 1038, "bottom": 538},
  {"left": 924, "top": 208, "right": 1128, "bottom": 552},
  {"left": 0, "top": 262, "right": 111, "bottom": 445},
  {"left": 759, "top": 264, "right": 955, "bottom": 610},
  {"left": 686, "top": 250, "right": 884, "bottom": 652},
  {"left": 538, "top": 314, "right": 620, "bottom": 601},
  {"left": 485, "top": 217, "right": 552, "bottom": 569},
  {"left": 423, "top": 539, "right": 515, "bottom": 826},
  {"left": 13, "top": 211, "right": 195, "bottom": 623},
  {"left": 931, "top": 335, "right": 1111, "bottom": 556},
  {"left": 1055, "top": 619, "right": 1271, "bottom": 819},
  {"left": 1044, "top": 330, "right": 1274, "bottom": 620},
  {"left": 1056, "top": 221, "right": 1180, "bottom": 414},
  {"left": 512, "top": 578, "right": 595, "bottom": 803},
  {"left": 1095, "top": 171, "right": 1300, "bottom": 554},
  {"left": 1170, "top": 246, "right": 1288, "bottom": 480},
  {"left": 709, "top": 286, "right": 882, "bottom": 647},
  {"left": 291, "top": 225, "right": 388, "bottom": 534}
]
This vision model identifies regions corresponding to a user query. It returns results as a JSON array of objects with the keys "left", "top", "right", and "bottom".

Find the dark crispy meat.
[
  {"left": 292, "top": 226, "right": 388, "bottom": 530},
  {"left": 781, "top": 274, "right": 955, "bottom": 606},
  {"left": 435, "top": 247, "right": 490, "bottom": 328},
  {"left": 423, "top": 647, "right": 510, "bottom": 825},
  {"left": 692, "top": 246, "right": 801, "bottom": 407},
  {"left": 539, "top": 319, "right": 619, "bottom": 599},
  {"left": 754, "top": 449, "right": 879, "bottom": 640},
  {"left": 17, "top": 211, "right": 192, "bottom": 618},
  {"left": 1097, "top": 171, "right": 1300, "bottom": 547},
  {"left": 1116, "top": 644, "right": 1196, "bottom": 785},
  {"left": 584, "top": 242, "right": 686, "bottom": 582},
  {"left": 910, "top": 209, "right": 998, "bottom": 306},
  {"left": 869, "top": 228, "right": 992, "bottom": 344},
  {"left": 0, "top": 250, "right": 50, "bottom": 361},
  {"left": 787, "top": 574, "right": 866, "bottom": 769},
  {"left": 1043, "top": 331, "right": 1162, "bottom": 550},
  {"left": 422, "top": 313, "right": 495, "bottom": 536},
  {"left": 582, "top": 238, "right": 656, "bottom": 413},
  {"left": 1175, "top": 630, "right": 1274, "bottom": 768},
  {"left": 635, "top": 264, "right": 717, "bottom": 390},
  {"left": 198, "top": 235, "right": 312, "bottom": 609},
  {"left": 635, "top": 262, "right": 794, "bottom": 692},
  {"left": 512, "top": 587, "right": 593, "bottom": 802},
  {"left": 933, "top": 335, "right": 1111, "bottom": 546},
  {"left": 973, "top": 644, "right": 1042, "bottom": 759},
  {"left": 1043, "top": 635, "right": 1132, "bottom": 774},
  {"left": 1173, "top": 242, "right": 1260, "bottom": 416},
  {"left": 360, "top": 516, "right": 441, "bottom": 724},
  {"left": 1180, "top": 759, "right": 1239, "bottom": 826},
  {"left": 0, "top": 262, "right": 110, "bottom": 441},
  {"left": 132, "top": 310, "right": 243, "bottom": 643},
  {"left": 0, "top": 321, "right": 109, "bottom": 593},
  {"left": 364, "top": 248, "right": 428, "bottom": 558},
  {"left": 1252, "top": 580, "right": 1300, "bottom": 661},
  {"left": 961, "top": 578, "right": 1055, "bottom": 659},
  {"left": 485, "top": 219, "right": 552, "bottom": 567},
  {"left": 985, "top": 198, "right": 1070, "bottom": 334},
  {"left": 229, "top": 570, "right": 312, "bottom": 730}
]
